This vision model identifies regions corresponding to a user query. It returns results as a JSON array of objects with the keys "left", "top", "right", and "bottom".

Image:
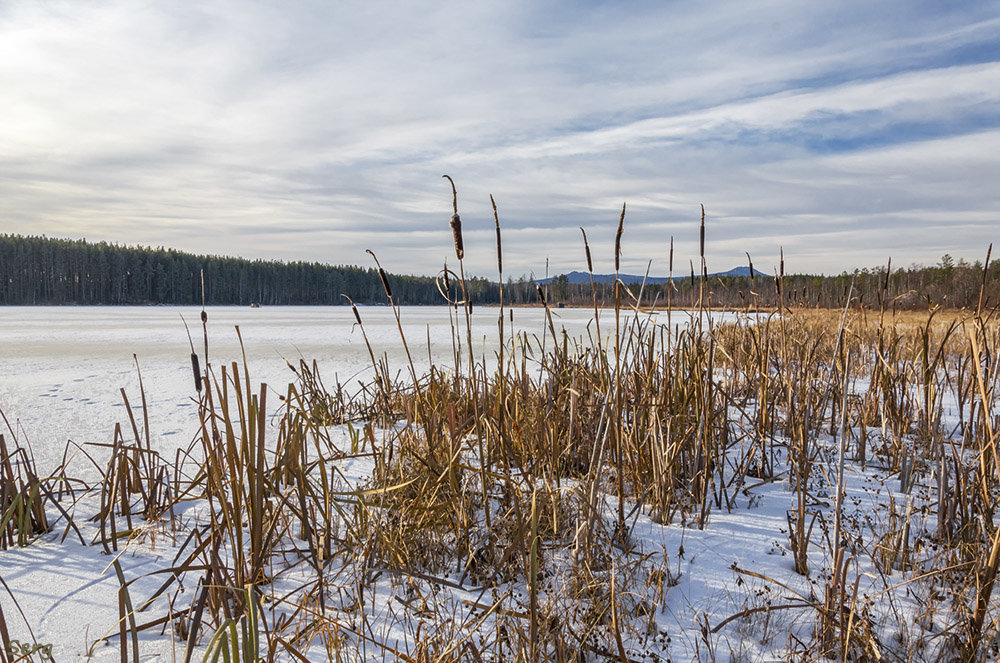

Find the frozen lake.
[{"left": 0, "top": 305, "right": 725, "bottom": 471}]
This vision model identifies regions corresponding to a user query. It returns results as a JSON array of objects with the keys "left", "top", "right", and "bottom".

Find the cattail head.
[
  {"left": 746, "top": 252, "right": 754, "bottom": 285},
  {"left": 378, "top": 268, "right": 392, "bottom": 299},
  {"left": 191, "top": 352, "right": 202, "bottom": 393},
  {"left": 536, "top": 284, "right": 547, "bottom": 307},
  {"left": 779, "top": 247, "right": 785, "bottom": 279},
  {"left": 614, "top": 202, "right": 626, "bottom": 273},
  {"left": 491, "top": 194, "right": 502, "bottom": 276},
  {"left": 450, "top": 214, "right": 464, "bottom": 260},
  {"left": 443, "top": 175, "right": 464, "bottom": 260},
  {"left": 669, "top": 236, "right": 674, "bottom": 275},
  {"left": 201, "top": 310, "right": 207, "bottom": 324},
  {"left": 342, "top": 295, "right": 363, "bottom": 326},
  {"left": 580, "top": 228, "right": 593, "bottom": 273},
  {"left": 700, "top": 204, "right": 705, "bottom": 260},
  {"left": 366, "top": 249, "right": 393, "bottom": 300}
]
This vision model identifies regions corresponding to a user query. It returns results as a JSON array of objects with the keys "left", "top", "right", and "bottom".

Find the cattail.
[
  {"left": 366, "top": 249, "right": 393, "bottom": 299},
  {"left": 689, "top": 260, "right": 695, "bottom": 288},
  {"left": 580, "top": 228, "right": 593, "bottom": 273},
  {"left": 443, "top": 175, "right": 464, "bottom": 260},
  {"left": 352, "top": 303, "right": 362, "bottom": 326},
  {"left": 536, "top": 284, "right": 547, "bottom": 307},
  {"left": 669, "top": 236, "right": 674, "bottom": 274},
  {"left": 491, "top": 194, "right": 502, "bottom": 276},
  {"left": 699, "top": 204, "right": 705, "bottom": 260},
  {"left": 614, "top": 203, "right": 626, "bottom": 272},
  {"left": 378, "top": 268, "right": 392, "bottom": 299},
  {"left": 746, "top": 251, "right": 754, "bottom": 286},
  {"left": 191, "top": 352, "right": 201, "bottom": 393}
]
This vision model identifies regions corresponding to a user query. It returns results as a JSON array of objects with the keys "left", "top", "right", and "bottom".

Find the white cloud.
[{"left": 0, "top": 0, "right": 997, "bottom": 278}]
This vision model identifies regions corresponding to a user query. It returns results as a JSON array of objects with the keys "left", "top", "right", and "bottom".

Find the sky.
[{"left": 1, "top": 1, "right": 998, "bottom": 279}]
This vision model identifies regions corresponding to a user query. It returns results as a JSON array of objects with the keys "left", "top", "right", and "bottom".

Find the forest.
[
  {"left": 0, "top": 234, "right": 497, "bottom": 306},
  {"left": 532, "top": 252, "right": 998, "bottom": 311},
  {"left": 0, "top": 233, "right": 994, "bottom": 310}
]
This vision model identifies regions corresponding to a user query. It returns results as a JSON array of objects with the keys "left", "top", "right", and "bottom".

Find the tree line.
[
  {"left": 538, "top": 253, "right": 998, "bottom": 311},
  {"left": 0, "top": 234, "right": 498, "bottom": 306},
  {"left": 1, "top": 234, "right": 993, "bottom": 310}
]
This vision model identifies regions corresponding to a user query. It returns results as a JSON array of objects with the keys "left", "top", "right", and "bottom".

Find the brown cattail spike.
[
  {"left": 443, "top": 175, "right": 464, "bottom": 260},
  {"left": 378, "top": 268, "right": 392, "bottom": 299},
  {"left": 614, "top": 203, "right": 626, "bottom": 273},
  {"left": 700, "top": 204, "right": 705, "bottom": 260},
  {"left": 191, "top": 352, "right": 202, "bottom": 393},
  {"left": 491, "top": 195, "right": 502, "bottom": 276},
  {"left": 536, "top": 284, "right": 547, "bottom": 307},
  {"left": 580, "top": 228, "right": 593, "bottom": 273},
  {"left": 366, "top": 249, "right": 393, "bottom": 299},
  {"left": 450, "top": 214, "right": 464, "bottom": 260}
]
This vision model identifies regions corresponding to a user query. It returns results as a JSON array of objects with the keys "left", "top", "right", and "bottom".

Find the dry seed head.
[
  {"left": 491, "top": 194, "right": 502, "bottom": 276},
  {"left": 700, "top": 204, "right": 705, "bottom": 260},
  {"left": 190, "top": 352, "right": 202, "bottom": 393},
  {"left": 614, "top": 202, "right": 626, "bottom": 272},
  {"left": 580, "top": 228, "right": 593, "bottom": 273},
  {"left": 450, "top": 214, "right": 464, "bottom": 260},
  {"left": 536, "top": 284, "right": 547, "bottom": 307},
  {"left": 443, "top": 175, "right": 464, "bottom": 260},
  {"left": 378, "top": 268, "right": 393, "bottom": 299},
  {"left": 365, "top": 249, "right": 393, "bottom": 299}
]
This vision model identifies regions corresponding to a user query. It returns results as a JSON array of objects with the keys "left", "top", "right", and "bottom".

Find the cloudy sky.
[{"left": 2, "top": 1, "right": 998, "bottom": 278}]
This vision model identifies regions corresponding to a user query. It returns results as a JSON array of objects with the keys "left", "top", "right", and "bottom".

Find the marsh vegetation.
[{"left": 1, "top": 191, "right": 998, "bottom": 662}]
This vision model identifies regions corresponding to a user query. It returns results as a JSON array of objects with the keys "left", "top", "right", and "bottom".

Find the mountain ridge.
[{"left": 537, "top": 266, "right": 770, "bottom": 286}]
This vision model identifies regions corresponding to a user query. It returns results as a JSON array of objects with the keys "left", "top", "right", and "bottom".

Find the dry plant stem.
[
  {"left": 442, "top": 176, "right": 490, "bottom": 529},
  {"left": 832, "top": 349, "right": 852, "bottom": 554},
  {"left": 614, "top": 203, "right": 627, "bottom": 536},
  {"left": 366, "top": 249, "right": 418, "bottom": 388}
]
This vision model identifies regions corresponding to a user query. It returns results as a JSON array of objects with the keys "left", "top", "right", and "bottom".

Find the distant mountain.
[{"left": 537, "top": 266, "right": 770, "bottom": 285}]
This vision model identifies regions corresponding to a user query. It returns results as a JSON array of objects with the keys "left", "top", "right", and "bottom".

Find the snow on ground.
[{"left": 0, "top": 306, "right": 978, "bottom": 661}]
